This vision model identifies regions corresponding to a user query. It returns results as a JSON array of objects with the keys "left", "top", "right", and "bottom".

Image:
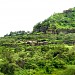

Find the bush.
[
  {"left": 0, "top": 63, "right": 16, "bottom": 75},
  {"left": 53, "top": 59, "right": 65, "bottom": 68},
  {"left": 45, "top": 63, "right": 54, "bottom": 74},
  {"left": 61, "top": 68, "right": 75, "bottom": 75}
]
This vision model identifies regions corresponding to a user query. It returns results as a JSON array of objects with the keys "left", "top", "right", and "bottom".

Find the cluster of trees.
[
  {"left": 4, "top": 31, "right": 30, "bottom": 37},
  {"left": 33, "top": 20, "right": 49, "bottom": 33}
]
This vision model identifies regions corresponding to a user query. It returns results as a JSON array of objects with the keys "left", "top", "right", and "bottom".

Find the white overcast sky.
[{"left": 0, "top": 0, "right": 75, "bottom": 36}]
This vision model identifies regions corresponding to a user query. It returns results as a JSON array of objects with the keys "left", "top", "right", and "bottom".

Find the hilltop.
[
  {"left": 0, "top": 7, "right": 75, "bottom": 75},
  {"left": 33, "top": 7, "right": 75, "bottom": 33}
]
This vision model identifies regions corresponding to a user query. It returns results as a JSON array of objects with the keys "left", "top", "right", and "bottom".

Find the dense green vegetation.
[{"left": 0, "top": 7, "right": 75, "bottom": 75}]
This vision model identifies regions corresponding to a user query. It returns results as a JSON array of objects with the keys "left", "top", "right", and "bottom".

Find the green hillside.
[
  {"left": 0, "top": 7, "right": 75, "bottom": 75},
  {"left": 33, "top": 7, "right": 75, "bottom": 33}
]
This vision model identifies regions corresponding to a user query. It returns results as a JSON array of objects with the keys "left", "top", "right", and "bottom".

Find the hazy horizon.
[{"left": 0, "top": 0, "right": 75, "bottom": 36}]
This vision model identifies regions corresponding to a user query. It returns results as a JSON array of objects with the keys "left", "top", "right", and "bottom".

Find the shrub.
[
  {"left": 53, "top": 59, "right": 65, "bottom": 68},
  {"left": 0, "top": 63, "right": 16, "bottom": 75}
]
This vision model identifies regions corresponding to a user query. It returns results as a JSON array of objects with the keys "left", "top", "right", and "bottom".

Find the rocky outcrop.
[
  {"left": 26, "top": 40, "right": 48, "bottom": 46},
  {"left": 47, "top": 28, "right": 75, "bottom": 34}
]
